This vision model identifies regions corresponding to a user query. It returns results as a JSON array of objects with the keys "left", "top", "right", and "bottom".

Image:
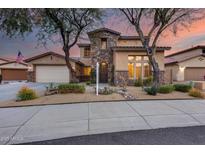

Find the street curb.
[{"left": 0, "top": 97, "right": 202, "bottom": 109}]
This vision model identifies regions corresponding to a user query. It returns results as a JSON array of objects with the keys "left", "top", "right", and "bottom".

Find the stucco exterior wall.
[
  {"left": 117, "top": 40, "right": 142, "bottom": 46},
  {"left": 165, "top": 56, "right": 205, "bottom": 81},
  {"left": 27, "top": 55, "right": 76, "bottom": 70},
  {"left": 114, "top": 51, "right": 165, "bottom": 71},
  {"left": 0, "top": 63, "right": 28, "bottom": 69},
  {"left": 27, "top": 55, "right": 66, "bottom": 65},
  {"left": 165, "top": 64, "right": 179, "bottom": 81},
  {"left": 167, "top": 48, "right": 202, "bottom": 61},
  {"left": 179, "top": 56, "right": 205, "bottom": 67},
  {"left": 177, "top": 56, "right": 205, "bottom": 81}
]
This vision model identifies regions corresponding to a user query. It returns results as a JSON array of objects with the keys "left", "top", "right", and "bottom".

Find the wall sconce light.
[{"left": 179, "top": 66, "right": 185, "bottom": 71}]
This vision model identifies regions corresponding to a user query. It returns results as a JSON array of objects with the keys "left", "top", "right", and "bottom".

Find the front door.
[{"left": 99, "top": 62, "right": 108, "bottom": 83}]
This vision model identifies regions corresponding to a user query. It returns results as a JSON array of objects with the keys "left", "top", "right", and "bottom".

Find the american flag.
[{"left": 16, "top": 51, "right": 24, "bottom": 63}]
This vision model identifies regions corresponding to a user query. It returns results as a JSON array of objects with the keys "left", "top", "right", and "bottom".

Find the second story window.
[
  {"left": 101, "top": 38, "right": 107, "bottom": 49},
  {"left": 203, "top": 49, "right": 205, "bottom": 54},
  {"left": 84, "top": 47, "right": 91, "bottom": 58}
]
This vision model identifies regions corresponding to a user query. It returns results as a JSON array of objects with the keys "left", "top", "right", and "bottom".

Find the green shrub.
[
  {"left": 143, "top": 76, "right": 153, "bottom": 86},
  {"left": 189, "top": 88, "right": 205, "bottom": 98},
  {"left": 158, "top": 84, "right": 175, "bottom": 94},
  {"left": 134, "top": 78, "right": 143, "bottom": 87},
  {"left": 135, "top": 76, "right": 153, "bottom": 87},
  {"left": 86, "top": 81, "right": 91, "bottom": 85},
  {"left": 17, "top": 87, "right": 37, "bottom": 101},
  {"left": 58, "top": 83, "right": 85, "bottom": 94},
  {"left": 144, "top": 86, "right": 158, "bottom": 95},
  {"left": 174, "top": 84, "right": 192, "bottom": 92}
]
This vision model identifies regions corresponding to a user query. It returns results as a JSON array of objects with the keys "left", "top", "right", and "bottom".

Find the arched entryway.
[{"left": 99, "top": 62, "right": 108, "bottom": 83}]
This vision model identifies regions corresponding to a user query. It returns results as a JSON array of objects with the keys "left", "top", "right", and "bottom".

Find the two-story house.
[
  {"left": 0, "top": 28, "right": 171, "bottom": 84},
  {"left": 78, "top": 28, "right": 171, "bottom": 85}
]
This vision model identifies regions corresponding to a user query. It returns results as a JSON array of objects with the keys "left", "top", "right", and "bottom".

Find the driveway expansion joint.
[
  {"left": 164, "top": 102, "right": 203, "bottom": 125},
  {"left": 125, "top": 101, "right": 153, "bottom": 129},
  {"left": 5, "top": 107, "right": 43, "bottom": 145},
  {"left": 88, "top": 103, "right": 90, "bottom": 131}
]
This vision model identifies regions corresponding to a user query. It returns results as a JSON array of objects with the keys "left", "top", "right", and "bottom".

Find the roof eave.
[
  {"left": 87, "top": 28, "right": 121, "bottom": 35},
  {"left": 166, "top": 45, "right": 205, "bottom": 58},
  {"left": 112, "top": 46, "right": 171, "bottom": 51},
  {"left": 77, "top": 43, "right": 91, "bottom": 47}
]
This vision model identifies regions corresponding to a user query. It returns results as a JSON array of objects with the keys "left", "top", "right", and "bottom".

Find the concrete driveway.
[
  {"left": 1, "top": 99, "right": 205, "bottom": 144},
  {"left": 0, "top": 82, "right": 47, "bottom": 102}
]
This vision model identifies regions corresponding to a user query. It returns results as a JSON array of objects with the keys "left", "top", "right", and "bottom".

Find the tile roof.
[
  {"left": 166, "top": 45, "right": 205, "bottom": 58},
  {"left": 25, "top": 51, "right": 84, "bottom": 65},
  {"left": 119, "top": 36, "right": 148, "bottom": 40},
  {"left": 112, "top": 46, "right": 171, "bottom": 51},
  {"left": 165, "top": 53, "right": 205, "bottom": 65},
  {"left": 87, "top": 28, "right": 121, "bottom": 35}
]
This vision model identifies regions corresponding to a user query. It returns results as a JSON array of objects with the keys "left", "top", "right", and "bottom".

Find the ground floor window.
[
  {"left": 128, "top": 63, "right": 134, "bottom": 79},
  {"left": 135, "top": 63, "right": 142, "bottom": 80},
  {"left": 128, "top": 56, "right": 151, "bottom": 80},
  {"left": 83, "top": 66, "right": 91, "bottom": 76},
  {"left": 144, "top": 62, "right": 151, "bottom": 78}
]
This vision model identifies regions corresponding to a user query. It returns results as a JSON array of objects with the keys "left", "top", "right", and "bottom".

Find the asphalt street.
[{"left": 21, "top": 125, "right": 205, "bottom": 145}]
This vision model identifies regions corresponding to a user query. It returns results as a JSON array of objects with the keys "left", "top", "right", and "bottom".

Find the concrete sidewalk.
[{"left": 1, "top": 99, "right": 205, "bottom": 144}]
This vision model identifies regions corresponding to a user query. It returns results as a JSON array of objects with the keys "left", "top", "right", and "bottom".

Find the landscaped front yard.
[
  {"left": 0, "top": 83, "right": 201, "bottom": 108},
  {"left": 126, "top": 86, "right": 195, "bottom": 100}
]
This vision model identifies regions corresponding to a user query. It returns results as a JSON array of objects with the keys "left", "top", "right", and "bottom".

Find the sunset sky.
[{"left": 1, "top": 9, "right": 205, "bottom": 59}]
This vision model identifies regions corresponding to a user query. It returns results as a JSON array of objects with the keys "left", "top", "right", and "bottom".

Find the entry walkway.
[{"left": 1, "top": 99, "right": 205, "bottom": 144}]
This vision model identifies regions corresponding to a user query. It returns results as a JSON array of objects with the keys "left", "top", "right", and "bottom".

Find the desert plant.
[
  {"left": 174, "top": 84, "right": 192, "bottom": 92},
  {"left": 144, "top": 86, "right": 158, "bottom": 95},
  {"left": 58, "top": 83, "right": 85, "bottom": 94},
  {"left": 17, "top": 86, "right": 37, "bottom": 101},
  {"left": 158, "top": 84, "right": 175, "bottom": 94},
  {"left": 134, "top": 77, "right": 143, "bottom": 87},
  {"left": 70, "top": 80, "right": 79, "bottom": 84},
  {"left": 143, "top": 76, "right": 153, "bottom": 86},
  {"left": 189, "top": 88, "right": 205, "bottom": 98},
  {"left": 46, "top": 83, "right": 58, "bottom": 90},
  {"left": 86, "top": 81, "right": 91, "bottom": 85}
]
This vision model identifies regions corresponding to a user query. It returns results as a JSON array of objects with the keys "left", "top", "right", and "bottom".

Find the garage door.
[
  {"left": 36, "top": 65, "right": 70, "bottom": 83},
  {"left": 1, "top": 69, "right": 27, "bottom": 80},
  {"left": 185, "top": 67, "right": 205, "bottom": 81}
]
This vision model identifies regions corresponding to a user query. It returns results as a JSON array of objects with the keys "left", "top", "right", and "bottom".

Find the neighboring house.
[
  {"left": 78, "top": 28, "right": 171, "bottom": 85},
  {"left": 25, "top": 52, "right": 84, "bottom": 83},
  {"left": 165, "top": 45, "right": 205, "bottom": 82},
  {"left": 0, "top": 61, "right": 28, "bottom": 81}
]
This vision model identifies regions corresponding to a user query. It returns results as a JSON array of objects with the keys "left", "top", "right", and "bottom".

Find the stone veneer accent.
[
  {"left": 88, "top": 31, "right": 119, "bottom": 84},
  {"left": 115, "top": 70, "right": 165, "bottom": 86},
  {"left": 27, "top": 71, "right": 35, "bottom": 82}
]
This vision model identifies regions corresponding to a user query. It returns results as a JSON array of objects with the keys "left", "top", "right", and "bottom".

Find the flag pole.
[{"left": 96, "top": 62, "right": 99, "bottom": 96}]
